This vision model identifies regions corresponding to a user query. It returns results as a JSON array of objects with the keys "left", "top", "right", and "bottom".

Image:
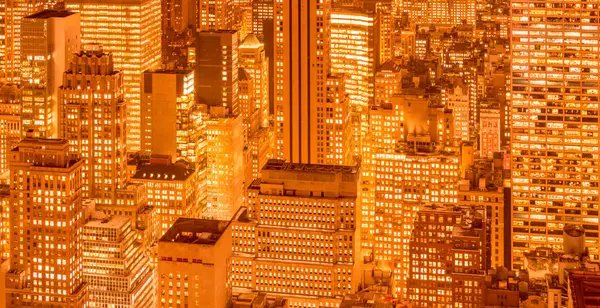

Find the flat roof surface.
[
  {"left": 26, "top": 10, "right": 76, "bottom": 19},
  {"left": 262, "top": 159, "right": 358, "bottom": 174},
  {"left": 85, "top": 215, "right": 129, "bottom": 229},
  {"left": 132, "top": 163, "right": 194, "bottom": 181},
  {"left": 160, "top": 218, "right": 230, "bottom": 245}
]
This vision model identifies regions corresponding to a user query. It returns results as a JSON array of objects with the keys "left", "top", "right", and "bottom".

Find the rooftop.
[
  {"left": 132, "top": 163, "right": 194, "bottom": 181},
  {"left": 26, "top": 10, "right": 75, "bottom": 19},
  {"left": 240, "top": 33, "right": 262, "bottom": 48},
  {"left": 85, "top": 215, "right": 130, "bottom": 230},
  {"left": 160, "top": 208, "right": 248, "bottom": 245},
  {"left": 262, "top": 159, "right": 358, "bottom": 175}
]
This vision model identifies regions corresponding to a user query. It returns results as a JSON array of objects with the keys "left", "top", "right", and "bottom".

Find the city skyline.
[{"left": 0, "top": 0, "right": 599, "bottom": 307}]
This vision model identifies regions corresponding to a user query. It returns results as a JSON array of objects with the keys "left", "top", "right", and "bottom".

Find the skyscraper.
[
  {"left": 197, "top": 0, "right": 233, "bottom": 31},
  {"left": 231, "top": 159, "right": 361, "bottom": 306},
  {"left": 274, "top": 0, "right": 331, "bottom": 163},
  {"left": 161, "top": 0, "right": 195, "bottom": 66},
  {"left": 2, "top": 0, "right": 49, "bottom": 82},
  {"left": 205, "top": 107, "right": 245, "bottom": 220},
  {"left": 251, "top": 0, "right": 273, "bottom": 42},
  {"left": 66, "top": 0, "right": 162, "bottom": 152},
  {"left": 59, "top": 45, "right": 127, "bottom": 204},
  {"left": 0, "top": 85, "right": 21, "bottom": 175},
  {"left": 20, "top": 10, "right": 81, "bottom": 138},
  {"left": 196, "top": 30, "right": 239, "bottom": 115},
  {"left": 510, "top": 0, "right": 600, "bottom": 268},
  {"left": 5, "top": 138, "right": 88, "bottom": 307},
  {"left": 157, "top": 213, "right": 242, "bottom": 307},
  {"left": 330, "top": 8, "right": 375, "bottom": 108},
  {"left": 130, "top": 156, "right": 201, "bottom": 235},
  {"left": 141, "top": 68, "right": 197, "bottom": 163},
  {"left": 238, "top": 34, "right": 269, "bottom": 129},
  {"left": 82, "top": 215, "right": 155, "bottom": 307}
]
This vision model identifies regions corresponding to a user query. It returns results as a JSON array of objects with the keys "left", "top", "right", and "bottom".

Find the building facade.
[
  {"left": 21, "top": 10, "right": 81, "bottom": 138},
  {"left": 231, "top": 159, "right": 361, "bottom": 307},
  {"left": 66, "top": 0, "right": 162, "bottom": 152},
  {"left": 5, "top": 138, "right": 88, "bottom": 307},
  {"left": 509, "top": 0, "right": 600, "bottom": 267},
  {"left": 59, "top": 46, "right": 127, "bottom": 204}
]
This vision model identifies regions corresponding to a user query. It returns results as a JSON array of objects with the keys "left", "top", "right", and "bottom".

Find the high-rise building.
[
  {"left": 59, "top": 46, "right": 127, "bottom": 204},
  {"left": 274, "top": 0, "right": 331, "bottom": 163},
  {"left": 161, "top": 0, "right": 195, "bottom": 66},
  {"left": 444, "top": 82, "right": 470, "bottom": 142},
  {"left": 407, "top": 204, "right": 485, "bottom": 307},
  {"left": 316, "top": 74, "right": 353, "bottom": 165},
  {"left": 205, "top": 107, "right": 244, "bottom": 220},
  {"left": 197, "top": 0, "right": 233, "bottom": 31},
  {"left": 2, "top": 0, "right": 50, "bottom": 82},
  {"left": 130, "top": 156, "right": 201, "bottom": 236},
  {"left": 20, "top": 10, "right": 81, "bottom": 138},
  {"left": 66, "top": 0, "right": 162, "bottom": 152},
  {"left": 479, "top": 103, "right": 501, "bottom": 159},
  {"left": 373, "top": 61, "right": 401, "bottom": 106},
  {"left": 374, "top": 4, "right": 394, "bottom": 69},
  {"left": 406, "top": 0, "right": 475, "bottom": 26},
  {"left": 239, "top": 34, "right": 269, "bottom": 129},
  {"left": 372, "top": 150, "right": 459, "bottom": 297},
  {"left": 141, "top": 69, "right": 197, "bottom": 162},
  {"left": 510, "top": 0, "right": 600, "bottom": 268},
  {"left": 157, "top": 212, "right": 243, "bottom": 307},
  {"left": 5, "top": 138, "right": 88, "bottom": 307},
  {"left": 0, "top": 85, "right": 21, "bottom": 175},
  {"left": 251, "top": 0, "right": 273, "bottom": 41},
  {"left": 196, "top": 30, "right": 239, "bottom": 115},
  {"left": 0, "top": 185, "right": 9, "bottom": 260},
  {"left": 82, "top": 215, "right": 155, "bottom": 307},
  {"left": 231, "top": 159, "right": 361, "bottom": 307},
  {"left": 330, "top": 8, "right": 375, "bottom": 108}
]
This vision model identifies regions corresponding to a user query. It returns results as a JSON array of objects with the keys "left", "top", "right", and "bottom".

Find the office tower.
[
  {"left": 0, "top": 185, "right": 9, "bottom": 260},
  {"left": 238, "top": 68, "right": 254, "bottom": 126},
  {"left": 510, "top": 0, "right": 600, "bottom": 267},
  {"left": 239, "top": 34, "right": 269, "bottom": 129},
  {"left": 161, "top": 0, "right": 196, "bottom": 66},
  {"left": 196, "top": 31, "right": 239, "bottom": 115},
  {"left": 205, "top": 107, "right": 244, "bottom": 220},
  {"left": 20, "top": 10, "right": 80, "bottom": 138},
  {"left": 130, "top": 156, "right": 200, "bottom": 236},
  {"left": 2, "top": 0, "right": 49, "bottom": 82},
  {"left": 372, "top": 150, "right": 459, "bottom": 298},
  {"left": 197, "top": 0, "right": 233, "bottom": 31},
  {"left": 479, "top": 102, "right": 501, "bottom": 159},
  {"left": 407, "top": 0, "right": 475, "bottom": 26},
  {"left": 66, "top": 0, "right": 161, "bottom": 152},
  {"left": 141, "top": 69, "right": 197, "bottom": 162},
  {"left": 233, "top": 7, "right": 251, "bottom": 42},
  {"left": 407, "top": 204, "right": 485, "bottom": 307},
  {"left": 158, "top": 213, "right": 242, "bottom": 307},
  {"left": 373, "top": 61, "right": 401, "bottom": 106},
  {"left": 314, "top": 75, "right": 352, "bottom": 165},
  {"left": 245, "top": 129, "right": 273, "bottom": 190},
  {"left": 251, "top": 0, "right": 273, "bottom": 41},
  {"left": 231, "top": 159, "right": 361, "bottom": 307},
  {"left": 0, "top": 85, "right": 21, "bottom": 175},
  {"left": 274, "top": 0, "right": 331, "bottom": 163},
  {"left": 59, "top": 46, "right": 126, "bottom": 204},
  {"left": 330, "top": 9, "right": 374, "bottom": 108},
  {"left": 5, "top": 138, "right": 88, "bottom": 307},
  {"left": 374, "top": 5, "right": 394, "bottom": 68},
  {"left": 443, "top": 81, "right": 470, "bottom": 142},
  {"left": 458, "top": 180, "right": 506, "bottom": 269},
  {"left": 82, "top": 215, "right": 154, "bottom": 307}
]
